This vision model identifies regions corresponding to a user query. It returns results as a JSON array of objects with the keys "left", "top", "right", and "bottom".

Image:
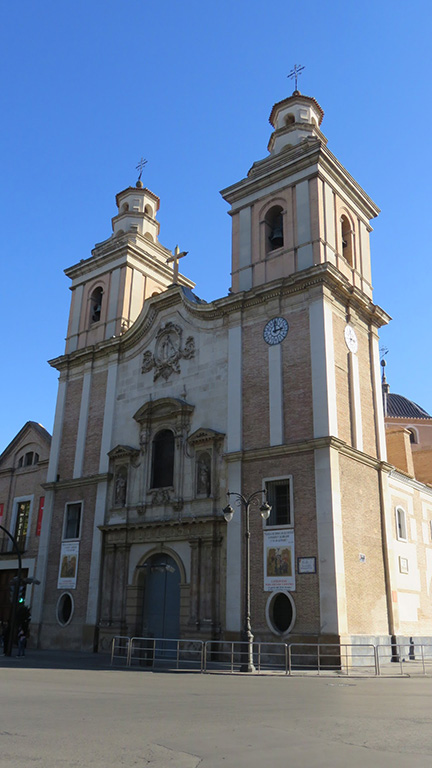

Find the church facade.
[{"left": 31, "top": 90, "right": 432, "bottom": 653}]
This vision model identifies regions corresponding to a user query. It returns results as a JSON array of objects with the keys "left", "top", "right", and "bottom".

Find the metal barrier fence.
[
  {"left": 288, "top": 643, "right": 377, "bottom": 676},
  {"left": 129, "top": 637, "right": 204, "bottom": 670},
  {"left": 110, "top": 635, "right": 130, "bottom": 666},
  {"left": 110, "top": 636, "right": 432, "bottom": 676},
  {"left": 376, "top": 643, "right": 432, "bottom": 676},
  {"left": 204, "top": 640, "right": 288, "bottom": 673}
]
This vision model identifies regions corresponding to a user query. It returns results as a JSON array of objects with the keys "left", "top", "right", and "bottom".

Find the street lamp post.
[{"left": 223, "top": 490, "right": 271, "bottom": 673}]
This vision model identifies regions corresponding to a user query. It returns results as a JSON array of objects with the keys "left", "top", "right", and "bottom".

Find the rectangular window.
[
  {"left": 396, "top": 506, "right": 407, "bottom": 541},
  {"left": 15, "top": 501, "right": 30, "bottom": 550},
  {"left": 265, "top": 478, "right": 292, "bottom": 527},
  {"left": 63, "top": 503, "right": 82, "bottom": 540}
]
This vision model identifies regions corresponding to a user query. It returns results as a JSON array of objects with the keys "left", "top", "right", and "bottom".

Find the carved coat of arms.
[{"left": 142, "top": 322, "right": 195, "bottom": 381}]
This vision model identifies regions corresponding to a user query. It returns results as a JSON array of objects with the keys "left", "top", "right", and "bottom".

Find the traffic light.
[{"left": 18, "top": 584, "right": 26, "bottom": 604}]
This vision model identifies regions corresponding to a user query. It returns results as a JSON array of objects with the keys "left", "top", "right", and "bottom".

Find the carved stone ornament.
[
  {"left": 151, "top": 488, "right": 171, "bottom": 505},
  {"left": 141, "top": 322, "right": 195, "bottom": 381}
]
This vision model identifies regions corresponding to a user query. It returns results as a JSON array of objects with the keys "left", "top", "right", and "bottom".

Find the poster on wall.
[
  {"left": 263, "top": 529, "right": 295, "bottom": 592},
  {"left": 57, "top": 542, "right": 79, "bottom": 589}
]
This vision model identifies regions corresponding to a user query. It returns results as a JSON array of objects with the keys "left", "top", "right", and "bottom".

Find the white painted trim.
[
  {"left": 395, "top": 505, "right": 408, "bottom": 542},
  {"left": 262, "top": 474, "right": 294, "bottom": 528},
  {"left": 315, "top": 446, "right": 347, "bottom": 635},
  {"left": 69, "top": 284, "right": 84, "bottom": 337},
  {"left": 238, "top": 207, "right": 252, "bottom": 268},
  {"left": 129, "top": 269, "right": 145, "bottom": 323},
  {"left": 227, "top": 326, "right": 242, "bottom": 453},
  {"left": 238, "top": 267, "right": 252, "bottom": 291},
  {"left": 73, "top": 370, "right": 92, "bottom": 478},
  {"left": 371, "top": 335, "right": 387, "bottom": 460},
  {"left": 32, "top": 490, "right": 54, "bottom": 623},
  {"left": 296, "top": 180, "right": 311, "bottom": 245},
  {"left": 85, "top": 481, "right": 108, "bottom": 624},
  {"left": 98, "top": 360, "right": 119, "bottom": 474},
  {"left": 106, "top": 267, "right": 121, "bottom": 324},
  {"left": 268, "top": 344, "right": 283, "bottom": 446},
  {"left": 350, "top": 352, "right": 363, "bottom": 451},
  {"left": 225, "top": 460, "right": 242, "bottom": 632},
  {"left": 62, "top": 500, "right": 84, "bottom": 541},
  {"left": 309, "top": 299, "right": 338, "bottom": 438},
  {"left": 47, "top": 378, "right": 68, "bottom": 483}
]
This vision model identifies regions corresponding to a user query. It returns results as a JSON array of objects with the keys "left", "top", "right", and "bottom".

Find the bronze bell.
[{"left": 269, "top": 225, "right": 283, "bottom": 248}]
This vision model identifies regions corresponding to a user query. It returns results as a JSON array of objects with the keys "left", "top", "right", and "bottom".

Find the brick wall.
[{"left": 339, "top": 454, "right": 388, "bottom": 635}]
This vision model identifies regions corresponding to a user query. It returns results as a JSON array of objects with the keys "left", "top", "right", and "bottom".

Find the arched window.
[
  {"left": 144, "top": 204, "right": 153, "bottom": 217},
  {"left": 151, "top": 430, "right": 175, "bottom": 488},
  {"left": 341, "top": 215, "right": 354, "bottom": 266},
  {"left": 407, "top": 428, "right": 417, "bottom": 444},
  {"left": 285, "top": 113, "right": 295, "bottom": 126},
  {"left": 265, "top": 205, "right": 284, "bottom": 252},
  {"left": 90, "top": 286, "right": 103, "bottom": 324}
]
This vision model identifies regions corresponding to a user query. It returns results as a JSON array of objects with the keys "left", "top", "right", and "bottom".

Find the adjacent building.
[{"left": 0, "top": 422, "right": 51, "bottom": 625}]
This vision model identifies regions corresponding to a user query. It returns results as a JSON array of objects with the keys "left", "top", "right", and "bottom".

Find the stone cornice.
[
  {"left": 99, "top": 514, "right": 224, "bottom": 533},
  {"left": 48, "top": 263, "right": 390, "bottom": 372},
  {"left": 225, "top": 435, "right": 392, "bottom": 472},
  {"left": 387, "top": 469, "right": 432, "bottom": 495},
  {"left": 64, "top": 234, "right": 193, "bottom": 291},
  {"left": 43, "top": 472, "right": 111, "bottom": 491},
  {"left": 221, "top": 141, "right": 379, "bottom": 222}
]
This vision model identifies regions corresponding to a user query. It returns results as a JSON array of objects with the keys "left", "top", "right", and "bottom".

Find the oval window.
[
  {"left": 266, "top": 591, "right": 295, "bottom": 635},
  {"left": 56, "top": 593, "right": 74, "bottom": 627}
]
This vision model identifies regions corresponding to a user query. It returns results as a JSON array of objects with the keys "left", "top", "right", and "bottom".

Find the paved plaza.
[{"left": 0, "top": 652, "right": 432, "bottom": 767}]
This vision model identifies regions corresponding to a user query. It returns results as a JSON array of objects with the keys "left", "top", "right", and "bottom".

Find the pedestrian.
[
  {"left": 2, "top": 622, "right": 10, "bottom": 656},
  {"left": 17, "top": 626, "right": 26, "bottom": 657}
]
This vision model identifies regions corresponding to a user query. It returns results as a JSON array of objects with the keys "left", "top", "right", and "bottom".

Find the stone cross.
[{"left": 166, "top": 245, "right": 188, "bottom": 284}]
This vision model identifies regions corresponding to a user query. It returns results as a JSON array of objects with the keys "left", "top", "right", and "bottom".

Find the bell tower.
[
  {"left": 221, "top": 87, "right": 392, "bottom": 649},
  {"left": 64, "top": 181, "right": 194, "bottom": 354},
  {"left": 221, "top": 90, "right": 378, "bottom": 299}
]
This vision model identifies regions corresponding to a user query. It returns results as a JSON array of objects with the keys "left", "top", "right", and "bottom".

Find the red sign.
[
  {"left": 36, "top": 497, "right": 45, "bottom": 536},
  {"left": 0, "top": 503, "right": 3, "bottom": 522}
]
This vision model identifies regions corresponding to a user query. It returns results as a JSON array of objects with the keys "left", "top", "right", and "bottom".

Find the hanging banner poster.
[
  {"left": 263, "top": 529, "right": 295, "bottom": 592},
  {"left": 57, "top": 541, "right": 79, "bottom": 589}
]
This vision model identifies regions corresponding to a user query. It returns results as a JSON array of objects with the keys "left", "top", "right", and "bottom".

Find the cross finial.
[
  {"left": 136, "top": 157, "right": 148, "bottom": 183},
  {"left": 287, "top": 64, "right": 305, "bottom": 91},
  {"left": 166, "top": 244, "right": 188, "bottom": 284}
]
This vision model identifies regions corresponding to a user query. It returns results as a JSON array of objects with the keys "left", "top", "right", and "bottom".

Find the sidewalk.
[{"left": 0, "top": 647, "right": 112, "bottom": 671}]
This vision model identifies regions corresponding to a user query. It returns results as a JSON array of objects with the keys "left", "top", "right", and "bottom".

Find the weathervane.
[
  {"left": 136, "top": 157, "right": 148, "bottom": 183},
  {"left": 287, "top": 64, "right": 305, "bottom": 91}
]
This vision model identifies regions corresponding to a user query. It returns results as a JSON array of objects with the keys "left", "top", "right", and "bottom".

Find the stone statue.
[
  {"left": 114, "top": 467, "right": 127, "bottom": 507},
  {"left": 197, "top": 453, "right": 211, "bottom": 497}
]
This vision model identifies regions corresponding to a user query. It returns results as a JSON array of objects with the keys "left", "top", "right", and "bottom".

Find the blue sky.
[{"left": 1, "top": 0, "right": 431, "bottom": 448}]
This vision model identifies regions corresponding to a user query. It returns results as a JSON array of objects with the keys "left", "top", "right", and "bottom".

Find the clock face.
[
  {"left": 344, "top": 324, "right": 358, "bottom": 354},
  {"left": 263, "top": 317, "right": 289, "bottom": 345}
]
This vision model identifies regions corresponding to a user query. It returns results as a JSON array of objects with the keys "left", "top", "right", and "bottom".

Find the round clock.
[
  {"left": 344, "top": 324, "right": 358, "bottom": 354},
  {"left": 263, "top": 317, "right": 289, "bottom": 345}
]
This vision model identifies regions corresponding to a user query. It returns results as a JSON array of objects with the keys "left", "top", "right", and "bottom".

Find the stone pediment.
[
  {"left": 108, "top": 445, "right": 140, "bottom": 460},
  {"left": 133, "top": 398, "right": 194, "bottom": 425},
  {"left": 188, "top": 428, "right": 225, "bottom": 446}
]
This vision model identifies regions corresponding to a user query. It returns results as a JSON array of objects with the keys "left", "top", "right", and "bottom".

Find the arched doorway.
[{"left": 141, "top": 553, "right": 181, "bottom": 651}]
